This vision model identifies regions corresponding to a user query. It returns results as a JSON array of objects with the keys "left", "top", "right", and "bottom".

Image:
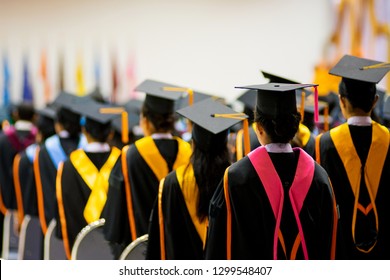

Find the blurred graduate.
[
  {"left": 146, "top": 98, "right": 247, "bottom": 259},
  {"left": 33, "top": 92, "right": 87, "bottom": 236},
  {"left": 102, "top": 80, "right": 192, "bottom": 257},
  {"left": 316, "top": 55, "right": 390, "bottom": 259},
  {"left": 205, "top": 82, "right": 338, "bottom": 260},
  {"left": 56, "top": 99, "right": 125, "bottom": 259}
]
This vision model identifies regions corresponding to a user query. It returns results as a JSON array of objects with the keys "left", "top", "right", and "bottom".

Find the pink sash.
[{"left": 248, "top": 146, "right": 314, "bottom": 259}]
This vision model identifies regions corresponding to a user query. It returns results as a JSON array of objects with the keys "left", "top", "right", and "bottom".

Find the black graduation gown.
[
  {"left": 146, "top": 164, "right": 206, "bottom": 260},
  {"left": 34, "top": 135, "right": 83, "bottom": 233},
  {"left": 0, "top": 128, "right": 36, "bottom": 211},
  {"left": 102, "top": 136, "right": 191, "bottom": 254},
  {"left": 205, "top": 148, "right": 337, "bottom": 260},
  {"left": 57, "top": 149, "right": 120, "bottom": 259},
  {"left": 14, "top": 144, "right": 40, "bottom": 217},
  {"left": 317, "top": 122, "right": 390, "bottom": 259}
]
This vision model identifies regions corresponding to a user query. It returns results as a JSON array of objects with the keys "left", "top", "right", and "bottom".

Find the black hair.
[
  {"left": 37, "top": 115, "right": 55, "bottom": 142},
  {"left": 56, "top": 107, "right": 81, "bottom": 137},
  {"left": 339, "top": 78, "right": 377, "bottom": 113},
  {"left": 141, "top": 104, "right": 175, "bottom": 132},
  {"left": 190, "top": 139, "right": 230, "bottom": 222},
  {"left": 84, "top": 118, "right": 112, "bottom": 143},
  {"left": 254, "top": 110, "right": 301, "bottom": 143},
  {"left": 15, "top": 102, "right": 35, "bottom": 121}
]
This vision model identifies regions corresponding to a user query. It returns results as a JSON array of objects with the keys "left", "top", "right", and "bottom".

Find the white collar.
[
  {"left": 84, "top": 142, "right": 111, "bottom": 153},
  {"left": 14, "top": 120, "right": 34, "bottom": 131},
  {"left": 151, "top": 133, "right": 173, "bottom": 140},
  {"left": 58, "top": 130, "right": 70, "bottom": 138},
  {"left": 347, "top": 116, "right": 372, "bottom": 126},
  {"left": 265, "top": 143, "right": 293, "bottom": 153}
]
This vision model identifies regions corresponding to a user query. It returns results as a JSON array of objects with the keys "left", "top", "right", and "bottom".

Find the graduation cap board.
[
  {"left": 261, "top": 70, "right": 300, "bottom": 84},
  {"left": 235, "top": 83, "right": 319, "bottom": 121},
  {"left": 111, "top": 99, "right": 142, "bottom": 136},
  {"left": 329, "top": 55, "right": 390, "bottom": 84},
  {"left": 135, "top": 79, "right": 186, "bottom": 114},
  {"left": 73, "top": 99, "right": 129, "bottom": 144},
  {"left": 176, "top": 98, "right": 250, "bottom": 154}
]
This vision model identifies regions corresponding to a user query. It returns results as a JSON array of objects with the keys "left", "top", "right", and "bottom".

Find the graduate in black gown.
[
  {"left": 33, "top": 92, "right": 87, "bottom": 236},
  {"left": 56, "top": 100, "right": 125, "bottom": 259},
  {"left": 12, "top": 105, "right": 56, "bottom": 259},
  {"left": 147, "top": 98, "right": 247, "bottom": 259},
  {"left": 102, "top": 80, "right": 192, "bottom": 258},
  {"left": 0, "top": 102, "right": 36, "bottom": 252},
  {"left": 205, "top": 82, "right": 338, "bottom": 260},
  {"left": 13, "top": 106, "right": 56, "bottom": 227},
  {"left": 234, "top": 83, "right": 318, "bottom": 160},
  {"left": 316, "top": 55, "right": 390, "bottom": 259}
]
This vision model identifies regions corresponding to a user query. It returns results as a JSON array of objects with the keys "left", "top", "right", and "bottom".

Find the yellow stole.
[
  {"left": 176, "top": 164, "right": 208, "bottom": 246},
  {"left": 330, "top": 122, "right": 389, "bottom": 253},
  {"left": 158, "top": 164, "right": 208, "bottom": 260},
  {"left": 298, "top": 123, "right": 311, "bottom": 147},
  {"left": 135, "top": 136, "right": 191, "bottom": 181},
  {"left": 126, "top": 136, "right": 191, "bottom": 241},
  {"left": 70, "top": 147, "right": 121, "bottom": 224}
]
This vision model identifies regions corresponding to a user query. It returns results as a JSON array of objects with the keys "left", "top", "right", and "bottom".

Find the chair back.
[
  {"left": 119, "top": 234, "right": 148, "bottom": 260},
  {"left": 18, "top": 215, "right": 43, "bottom": 259},
  {"left": 71, "top": 219, "right": 115, "bottom": 260},
  {"left": 44, "top": 219, "right": 67, "bottom": 260}
]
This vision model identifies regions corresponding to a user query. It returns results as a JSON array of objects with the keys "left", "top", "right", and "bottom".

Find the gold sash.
[
  {"left": 70, "top": 147, "right": 121, "bottom": 224},
  {"left": 176, "top": 164, "right": 208, "bottom": 247},
  {"left": 330, "top": 122, "right": 389, "bottom": 253},
  {"left": 135, "top": 136, "right": 191, "bottom": 181}
]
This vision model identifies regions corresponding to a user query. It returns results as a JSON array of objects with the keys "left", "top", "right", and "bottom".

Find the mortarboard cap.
[
  {"left": 74, "top": 98, "right": 129, "bottom": 143},
  {"left": 177, "top": 98, "right": 248, "bottom": 152},
  {"left": 329, "top": 55, "right": 390, "bottom": 84},
  {"left": 112, "top": 99, "right": 142, "bottom": 135},
  {"left": 53, "top": 91, "right": 94, "bottom": 116},
  {"left": 237, "top": 89, "right": 257, "bottom": 111},
  {"left": 235, "top": 83, "right": 318, "bottom": 118},
  {"left": 37, "top": 104, "right": 56, "bottom": 120},
  {"left": 135, "top": 79, "right": 185, "bottom": 114},
  {"left": 261, "top": 70, "right": 300, "bottom": 84}
]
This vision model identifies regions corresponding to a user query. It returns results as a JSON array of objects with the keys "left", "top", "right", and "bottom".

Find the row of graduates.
[{"left": 0, "top": 54, "right": 389, "bottom": 260}]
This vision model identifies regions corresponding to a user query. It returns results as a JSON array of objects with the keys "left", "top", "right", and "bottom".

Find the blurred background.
[{"left": 0, "top": 0, "right": 389, "bottom": 108}]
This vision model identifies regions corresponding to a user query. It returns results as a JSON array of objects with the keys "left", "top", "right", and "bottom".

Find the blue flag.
[
  {"left": 2, "top": 55, "right": 10, "bottom": 107},
  {"left": 22, "top": 58, "right": 33, "bottom": 102}
]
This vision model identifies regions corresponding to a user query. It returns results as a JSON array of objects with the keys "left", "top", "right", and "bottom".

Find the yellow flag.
[{"left": 75, "top": 57, "right": 86, "bottom": 96}]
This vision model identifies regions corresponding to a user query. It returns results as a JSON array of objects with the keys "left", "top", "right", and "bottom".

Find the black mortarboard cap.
[
  {"left": 72, "top": 98, "right": 118, "bottom": 124},
  {"left": 37, "top": 105, "right": 56, "bottom": 120},
  {"left": 261, "top": 70, "right": 300, "bottom": 84},
  {"left": 53, "top": 92, "right": 92, "bottom": 112},
  {"left": 176, "top": 98, "right": 247, "bottom": 152},
  {"left": 235, "top": 83, "right": 317, "bottom": 118},
  {"left": 329, "top": 55, "right": 390, "bottom": 84},
  {"left": 237, "top": 89, "right": 257, "bottom": 111},
  {"left": 112, "top": 99, "right": 142, "bottom": 134},
  {"left": 135, "top": 79, "right": 185, "bottom": 114}
]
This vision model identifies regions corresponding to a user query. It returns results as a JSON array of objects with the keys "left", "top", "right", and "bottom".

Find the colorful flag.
[
  {"left": 2, "top": 55, "right": 10, "bottom": 107},
  {"left": 40, "top": 50, "right": 51, "bottom": 104},
  {"left": 111, "top": 55, "right": 118, "bottom": 103},
  {"left": 22, "top": 57, "right": 33, "bottom": 103},
  {"left": 58, "top": 51, "right": 65, "bottom": 92},
  {"left": 94, "top": 55, "right": 101, "bottom": 91},
  {"left": 75, "top": 56, "right": 86, "bottom": 96},
  {"left": 126, "top": 54, "right": 137, "bottom": 99}
]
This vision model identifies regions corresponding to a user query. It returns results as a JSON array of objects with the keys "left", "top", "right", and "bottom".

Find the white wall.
[{"left": 0, "top": 0, "right": 334, "bottom": 108}]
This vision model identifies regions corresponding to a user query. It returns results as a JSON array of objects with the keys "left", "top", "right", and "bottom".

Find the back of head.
[
  {"left": 339, "top": 78, "right": 377, "bottom": 113},
  {"left": 56, "top": 107, "right": 81, "bottom": 137},
  {"left": 14, "top": 102, "right": 35, "bottom": 122}
]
